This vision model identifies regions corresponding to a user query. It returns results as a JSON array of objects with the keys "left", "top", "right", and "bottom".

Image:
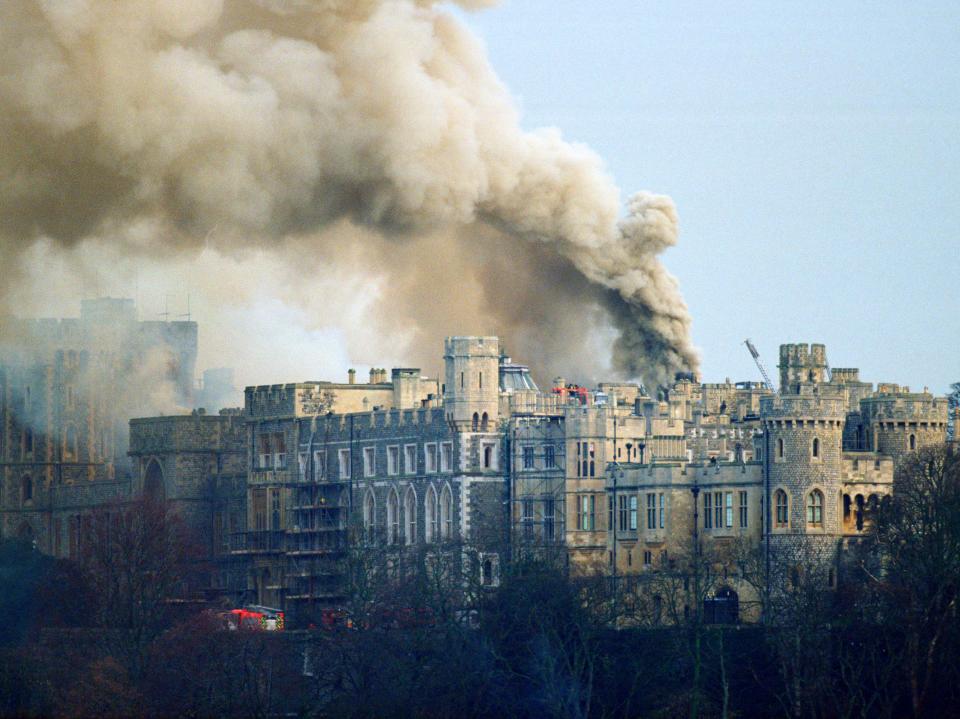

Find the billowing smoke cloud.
[{"left": 0, "top": 0, "right": 697, "bottom": 387}]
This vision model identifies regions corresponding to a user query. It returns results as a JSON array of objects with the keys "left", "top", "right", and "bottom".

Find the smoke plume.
[{"left": 0, "top": 0, "right": 698, "bottom": 386}]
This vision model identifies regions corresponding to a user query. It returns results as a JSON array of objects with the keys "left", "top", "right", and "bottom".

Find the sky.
[{"left": 451, "top": 0, "right": 959, "bottom": 393}]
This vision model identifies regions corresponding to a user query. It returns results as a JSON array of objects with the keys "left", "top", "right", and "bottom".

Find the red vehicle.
[{"left": 220, "top": 605, "right": 285, "bottom": 631}]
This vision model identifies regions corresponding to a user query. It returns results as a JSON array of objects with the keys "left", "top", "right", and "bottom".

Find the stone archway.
[{"left": 144, "top": 458, "right": 165, "bottom": 500}]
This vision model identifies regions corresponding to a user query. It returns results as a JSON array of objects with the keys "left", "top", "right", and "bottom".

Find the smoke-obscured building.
[{"left": 0, "top": 298, "right": 197, "bottom": 552}]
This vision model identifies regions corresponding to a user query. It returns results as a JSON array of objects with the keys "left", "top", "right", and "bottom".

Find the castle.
[{"left": 0, "top": 304, "right": 949, "bottom": 623}]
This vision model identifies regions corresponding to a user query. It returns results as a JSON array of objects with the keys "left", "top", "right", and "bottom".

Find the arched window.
[
  {"left": 482, "top": 558, "right": 493, "bottom": 586},
  {"left": 21, "top": 476, "right": 33, "bottom": 504},
  {"left": 471, "top": 413, "right": 479, "bottom": 431},
  {"left": 812, "top": 437, "right": 819, "bottom": 458},
  {"left": 774, "top": 489, "right": 788, "bottom": 527},
  {"left": 440, "top": 484, "right": 453, "bottom": 540},
  {"left": 807, "top": 490, "right": 824, "bottom": 527},
  {"left": 65, "top": 425, "right": 78, "bottom": 460},
  {"left": 387, "top": 489, "right": 399, "bottom": 545},
  {"left": 363, "top": 490, "right": 376, "bottom": 542},
  {"left": 777, "top": 438, "right": 784, "bottom": 460},
  {"left": 404, "top": 486, "right": 417, "bottom": 545},
  {"left": 483, "top": 445, "right": 493, "bottom": 469},
  {"left": 909, "top": 433, "right": 916, "bottom": 451},
  {"left": 481, "top": 412, "right": 489, "bottom": 431},
  {"left": 425, "top": 485, "right": 438, "bottom": 543}
]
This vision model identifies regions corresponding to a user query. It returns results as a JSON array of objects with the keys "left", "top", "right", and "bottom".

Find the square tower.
[{"left": 443, "top": 336, "right": 500, "bottom": 431}]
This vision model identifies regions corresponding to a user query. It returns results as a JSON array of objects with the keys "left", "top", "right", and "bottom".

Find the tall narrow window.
[
  {"left": 807, "top": 490, "right": 824, "bottom": 527},
  {"left": 618, "top": 495, "right": 628, "bottom": 531},
  {"left": 739, "top": 491, "right": 748, "bottom": 528},
  {"left": 21, "top": 476, "right": 33, "bottom": 504},
  {"left": 909, "top": 434, "right": 916, "bottom": 451},
  {"left": 387, "top": 446, "right": 399, "bottom": 475},
  {"left": 313, "top": 450, "right": 326, "bottom": 481},
  {"left": 544, "top": 499, "right": 555, "bottom": 542},
  {"left": 479, "top": 371, "right": 482, "bottom": 389},
  {"left": 659, "top": 493, "right": 665, "bottom": 529},
  {"left": 440, "top": 485, "right": 453, "bottom": 540},
  {"left": 404, "top": 444, "right": 417, "bottom": 475},
  {"left": 387, "top": 490, "right": 400, "bottom": 545},
  {"left": 363, "top": 490, "right": 376, "bottom": 542},
  {"left": 544, "top": 445, "right": 556, "bottom": 469},
  {"left": 522, "top": 500, "right": 534, "bottom": 540},
  {"left": 646, "top": 493, "right": 656, "bottom": 530},
  {"left": 715, "top": 492, "right": 723, "bottom": 529},
  {"left": 579, "top": 495, "right": 595, "bottom": 530},
  {"left": 704, "top": 492, "right": 713, "bottom": 529},
  {"left": 777, "top": 437, "right": 784, "bottom": 460},
  {"left": 812, "top": 438, "right": 820, "bottom": 458},
  {"left": 775, "top": 489, "right": 788, "bottom": 527},
  {"left": 425, "top": 486, "right": 438, "bottom": 543},
  {"left": 404, "top": 487, "right": 417, "bottom": 544},
  {"left": 630, "top": 495, "right": 638, "bottom": 530},
  {"left": 363, "top": 447, "right": 376, "bottom": 477},
  {"left": 725, "top": 492, "right": 734, "bottom": 528},
  {"left": 338, "top": 449, "right": 351, "bottom": 479}
]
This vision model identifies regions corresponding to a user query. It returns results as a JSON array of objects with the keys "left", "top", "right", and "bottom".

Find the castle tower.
[
  {"left": 762, "top": 381, "right": 846, "bottom": 551},
  {"left": 778, "top": 343, "right": 828, "bottom": 395},
  {"left": 443, "top": 337, "right": 499, "bottom": 431},
  {"left": 859, "top": 388, "right": 948, "bottom": 465}
]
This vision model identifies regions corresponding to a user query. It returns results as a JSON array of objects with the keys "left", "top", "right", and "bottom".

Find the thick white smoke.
[{"left": 0, "top": 0, "right": 698, "bottom": 386}]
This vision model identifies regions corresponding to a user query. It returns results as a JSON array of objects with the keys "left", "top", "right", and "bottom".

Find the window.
[
  {"left": 425, "top": 443, "right": 438, "bottom": 473},
  {"left": 739, "top": 491, "right": 748, "bottom": 528},
  {"left": 807, "top": 490, "right": 824, "bottom": 527},
  {"left": 643, "top": 550, "right": 652, "bottom": 566},
  {"left": 338, "top": 449, "right": 351, "bottom": 479},
  {"left": 404, "top": 444, "right": 417, "bottom": 474},
  {"left": 298, "top": 452, "right": 308, "bottom": 480},
  {"left": 64, "top": 426, "right": 78, "bottom": 460},
  {"left": 363, "top": 491, "right": 376, "bottom": 542},
  {"left": 472, "top": 413, "right": 479, "bottom": 431},
  {"left": 440, "top": 484, "right": 453, "bottom": 540},
  {"left": 630, "top": 496, "right": 638, "bottom": 530},
  {"left": 775, "top": 489, "right": 789, "bottom": 527},
  {"left": 363, "top": 447, "right": 375, "bottom": 477},
  {"left": 777, "top": 437, "right": 784, "bottom": 460},
  {"left": 589, "top": 443, "right": 596, "bottom": 477},
  {"left": 21, "top": 476, "right": 33, "bottom": 504},
  {"left": 270, "top": 489, "right": 281, "bottom": 531},
  {"left": 715, "top": 492, "right": 723, "bottom": 529},
  {"left": 725, "top": 492, "right": 734, "bottom": 528},
  {"left": 812, "top": 437, "right": 820, "bottom": 458},
  {"left": 387, "top": 490, "right": 400, "bottom": 544},
  {"left": 253, "top": 489, "right": 267, "bottom": 530},
  {"left": 313, "top": 450, "right": 326, "bottom": 480},
  {"left": 522, "top": 500, "right": 534, "bottom": 539},
  {"left": 578, "top": 495, "right": 595, "bottom": 531},
  {"left": 544, "top": 445, "right": 556, "bottom": 469},
  {"left": 523, "top": 445, "right": 535, "bottom": 470},
  {"left": 544, "top": 499, "right": 555, "bottom": 542},
  {"left": 909, "top": 433, "right": 916, "bottom": 451},
  {"left": 483, "top": 443, "right": 496, "bottom": 469},
  {"left": 404, "top": 487, "right": 417, "bottom": 544},
  {"left": 704, "top": 492, "right": 713, "bottom": 529},
  {"left": 23, "top": 428, "right": 32, "bottom": 456},
  {"left": 646, "top": 493, "right": 656, "bottom": 530},
  {"left": 618, "top": 495, "right": 629, "bottom": 531},
  {"left": 273, "top": 433, "right": 286, "bottom": 469},
  {"left": 441, "top": 442, "right": 453, "bottom": 472},
  {"left": 425, "top": 486, "right": 438, "bottom": 542},
  {"left": 659, "top": 493, "right": 665, "bottom": 529},
  {"left": 387, "top": 446, "right": 399, "bottom": 475},
  {"left": 479, "top": 371, "right": 483, "bottom": 389}
]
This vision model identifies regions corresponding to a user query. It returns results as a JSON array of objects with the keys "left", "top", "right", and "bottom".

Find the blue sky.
[{"left": 451, "top": 1, "right": 959, "bottom": 393}]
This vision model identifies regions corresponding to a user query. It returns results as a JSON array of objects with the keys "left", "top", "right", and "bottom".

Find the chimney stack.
[{"left": 348, "top": 368, "right": 356, "bottom": 385}]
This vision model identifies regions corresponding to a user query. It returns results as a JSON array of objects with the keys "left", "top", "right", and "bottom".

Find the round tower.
[
  {"left": 443, "top": 337, "right": 500, "bottom": 431},
  {"left": 762, "top": 386, "right": 846, "bottom": 547}
]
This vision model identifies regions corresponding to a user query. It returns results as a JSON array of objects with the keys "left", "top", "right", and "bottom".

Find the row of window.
[
  {"left": 519, "top": 498, "right": 558, "bottom": 542},
  {"left": 773, "top": 488, "right": 824, "bottom": 528},
  {"left": 703, "top": 491, "right": 749, "bottom": 530},
  {"left": 364, "top": 484, "right": 455, "bottom": 545},
  {"left": 520, "top": 444, "right": 559, "bottom": 470},
  {"left": 289, "top": 442, "right": 458, "bottom": 480}
]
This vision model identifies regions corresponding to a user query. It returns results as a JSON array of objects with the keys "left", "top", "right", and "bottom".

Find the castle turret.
[
  {"left": 762, "top": 381, "right": 846, "bottom": 545},
  {"left": 443, "top": 337, "right": 499, "bottom": 431},
  {"left": 778, "top": 343, "right": 828, "bottom": 394},
  {"left": 859, "top": 388, "right": 948, "bottom": 463}
]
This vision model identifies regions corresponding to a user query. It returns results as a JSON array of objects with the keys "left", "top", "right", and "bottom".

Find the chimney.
[
  {"left": 348, "top": 368, "right": 356, "bottom": 385},
  {"left": 369, "top": 368, "right": 377, "bottom": 384}
]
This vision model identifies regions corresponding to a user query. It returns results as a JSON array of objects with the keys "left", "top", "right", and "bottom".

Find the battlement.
[
  {"left": 779, "top": 342, "right": 829, "bottom": 391},
  {"left": 761, "top": 384, "right": 847, "bottom": 422}
]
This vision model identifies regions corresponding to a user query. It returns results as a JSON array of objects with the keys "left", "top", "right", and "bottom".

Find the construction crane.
[{"left": 744, "top": 339, "right": 779, "bottom": 396}]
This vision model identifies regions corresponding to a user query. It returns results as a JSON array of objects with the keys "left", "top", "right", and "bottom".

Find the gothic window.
[
  {"left": 404, "top": 486, "right": 417, "bottom": 545},
  {"left": 777, "top": 437, "right": 784, "bottom": 460},
  {"left": 775, "top": 489, "right": 788, "bottom": 527},
  {"left": 481, "top": 412, "right": 489, "bottom": 431},
  {"left": 425, "top": 485, "right": 438, "bottom": 543},
  {"left": 387, "top": 489, "right": 400, "bottom": 545},
  {"left": 440, "top": 484, "right": 453, "bottom": 540},
  {"left": 471, "top": 413, "right": 479, "bottom": 431},
  {"left": 483, "top": 444, "right": 494, "bottom": 469},
  {"left": 909, "top": 433, "right": 916, "bottom": 451},
  {"left": 21, "top": 476, "right": 33, "bottom": 504},
  {"left": 812, "top": 437, "right": 820, "bottom": 458},
  {"left": 807, "top": 490, "right": 824, "bottom": 527},
  {"left": 363, "top": 490, "right": 376, "bottom": 542}
]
